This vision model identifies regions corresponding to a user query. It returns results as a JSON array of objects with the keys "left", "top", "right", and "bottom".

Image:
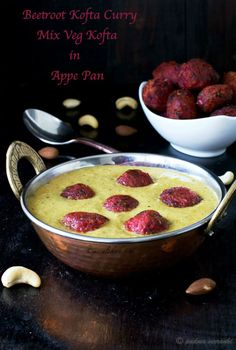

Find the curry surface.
[{"left": 27, "top": 165, "right": 218, "bottom": 238}]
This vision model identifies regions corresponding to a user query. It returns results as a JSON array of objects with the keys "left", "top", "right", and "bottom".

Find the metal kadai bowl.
[{"left": 6, "top": 141, "right": 236, "bottom": 277}]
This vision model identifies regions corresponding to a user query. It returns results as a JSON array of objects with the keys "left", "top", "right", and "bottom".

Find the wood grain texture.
[
  {"left": 185, "top": 0, "right": 236, "bottom": 72},
  {"left": 1, "top": 82, "right": 236, "bottom": 349}
]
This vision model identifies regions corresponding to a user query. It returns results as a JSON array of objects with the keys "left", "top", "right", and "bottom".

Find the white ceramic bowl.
[{"left": 139, "top": 82, "right": 236, "bottom": 157}]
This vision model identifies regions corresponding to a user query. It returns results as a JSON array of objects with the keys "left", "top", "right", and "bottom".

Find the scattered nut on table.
[
  {"left": 219, "top": 171, "right": 234, "bottom": 185},
  {"left": 185, "top": 277, "right": 216, "bottom": 295},
  {"left": 1, "top": 266, "right": 41, "bottom": 288},
  {"left": 115, "top": 125, "right": 138, "bottom": 136},
  {"left": 38, "top": 147, "right": 59, "bottom": 160},
  {"left": 62, "top": 98, "right": 81, "bottom": 109},
  {"left": 78, "top": 114, "right": 99, "bottom": 129},
  {"left": 115, "top": 96, "right": 138, "bottom": 110}
]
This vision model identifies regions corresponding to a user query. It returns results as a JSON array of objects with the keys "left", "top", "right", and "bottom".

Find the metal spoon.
[{"left": 23, "top": 109, "right": 118, "bottom": 154}]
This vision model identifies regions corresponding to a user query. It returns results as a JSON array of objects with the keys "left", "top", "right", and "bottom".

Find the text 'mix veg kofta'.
[
  {"left": 152, "top": 61, "right": 181, "bottom": 85},
  {"left": 166, "top": 89, "right": 197, "bottom": 119},
  {"left": 197, "top": 84, "right": 233, "bottom": 113},
  {"left": 178, "top": 58, "right": 219, "bottom": 90},
  {"left": 142, "top": 78, "right": 174, "bottom": 113}
]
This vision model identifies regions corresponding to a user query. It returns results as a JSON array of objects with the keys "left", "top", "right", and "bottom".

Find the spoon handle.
[{"left": 74, "top": 137, "right": 118, "bottom": 154}]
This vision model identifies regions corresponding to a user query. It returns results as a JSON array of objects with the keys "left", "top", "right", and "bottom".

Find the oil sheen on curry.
[{"left": 27, "top": 165, "right": 218, "bottom": 238}]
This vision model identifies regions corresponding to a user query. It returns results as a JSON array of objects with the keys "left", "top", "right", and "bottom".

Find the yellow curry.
[{"left": 28, "top": 165, "right": 218, "bottom": 238}]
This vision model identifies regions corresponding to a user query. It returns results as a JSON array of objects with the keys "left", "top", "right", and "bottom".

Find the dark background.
[
  {"left": 2, "top": 0, "right": 236, "bottom": 91},
  {"left": 1, "top": 0, "right": 235, "bottom": 152}
]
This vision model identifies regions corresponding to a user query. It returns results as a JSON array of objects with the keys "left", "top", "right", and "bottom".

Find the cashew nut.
[
  {"left": 115, "top": 96, "right": 138, "bottom": 110},
  {"left": 62, "top": 98, "right": 81, "bottom": 109},
  {"left": 1, "top": 266, "right": 41, "bottom": 288},
  {"left": 219, "top": 171, "right": 234, "bottom": 185},
  {"left": 78, "top": 114, "right": 99, "bottom": 129}
]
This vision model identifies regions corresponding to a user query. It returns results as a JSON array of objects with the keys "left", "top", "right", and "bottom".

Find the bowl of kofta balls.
[{"left": 139, "top": 58, "right": 236, "bottom": 157}]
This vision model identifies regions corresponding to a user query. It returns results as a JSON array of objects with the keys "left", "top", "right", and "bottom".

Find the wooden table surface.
[{"left": 0, "top": 84, "right": 236, "bottom": 349}]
